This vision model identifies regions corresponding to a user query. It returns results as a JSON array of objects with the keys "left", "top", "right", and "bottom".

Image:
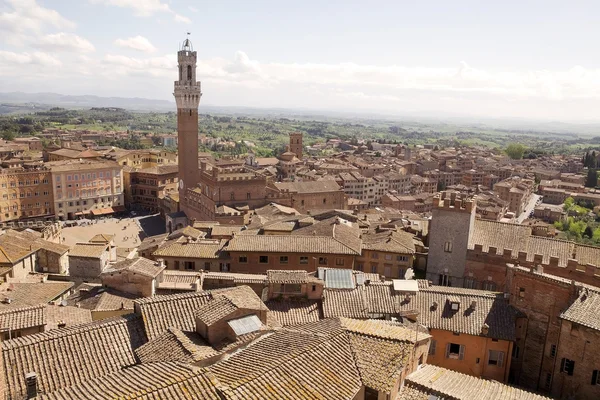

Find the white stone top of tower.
[
  {"left": 174, "top": 36, "right": 201, "bottom": 110},
  {"left": 181, "top": 37, "right": 193, "bottom": 51}
]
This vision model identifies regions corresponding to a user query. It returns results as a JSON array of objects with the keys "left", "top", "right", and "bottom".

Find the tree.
[
  {"left": 505, "top": 143, "right": 525, "bottom": 160},
  {"left": 593, "top": 227, "right": 600, "bottom": 243},
  {"left": 586, "top": 169, "right": 598, "bottom": 188},
  {"left": 1, "top": 131, "right": 15, "bottom": 141},
  {"left": 563, "top": 197, "right": 575, "bottom": 211}
]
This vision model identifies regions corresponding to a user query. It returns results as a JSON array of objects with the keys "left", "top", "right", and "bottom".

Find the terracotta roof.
[
  {"left": 0, "top": 304, "right": 45, "bottom": 331},
  {"left": 560, "top": 288, "right": 600, "bottom": 331},
  {"left": 273, "top": 180, "right": 341, "bottom": 193},
  {"left": 362, "top": 230, "right": 417, "bottom": 254},
  {"left": 37, "top": 362, "right": 220, "bottom": 400},
  {"left": 324, "top": 283, "right": 517, "bottom": 341},
  {"left": 0, "top": 281, "right": 74, "bottom": 309},
  {"left": 66, "top": 285, "right": 139, "bottom": 311},
  {"left": 89, "top": 233, "right": 114, "bottom": 243},
  {"left": 291, "top": 216, "right": 363, "bottom": 254},
  {"left": 136, "top": 327, "right": 218, "bottom": 364},
  {"left": 46, "top": 158, "right": 118, "bottom": 171},
  {"left": 135, "top": 290, "right": 214, "bottom": 340},
  {"left": 102, "top": 256, "right": 165, "bottom": 278},
  {"left": 134, "top": 164, "right": 179, "bottom": 175},
  {"left": 44, "top": 304, "right": 92, "bottom": 330},
  {"left": 209, "top": 328, "right": 362, "bottom": 399},
  {"left": 69, "top": 242, "right": 108, "bottom": 258},
  {"left": 138, "top": 233, "right": 168, "bottom": 252},
  {"left": 400, "top": 364, "right": 551, "bottom": 400},
  {"left": 209, "top": 317, "right": 424, "bottom": 398},
  {"left": 167, "top": 225, "right": 205, "bottom": 240},
  {"left": 266, "top": 269, "right": 309, "bottom": 283},
  {"left": 195, "top": 296, "right": 239, "bottom": 326},
  {"left": 340, "top": 317, "right": 430, "bottom": 343},
  {"left": 153, "top": 238, "right": 226, "bottom": 259},
  {"left": 266, "top": 299, "right": 322, "bottom": 326},
  {"left": 2, "top": 315, "right": 146, "bottom": 399},
  {"left": 201, "top": 271, "right": 266, "bottom": 285},
  {"left": 224, "top": 235, "right": 360, "bottom": 255},
  {"left": 210, "top": 225, "right": 244, "bottom": 237}
]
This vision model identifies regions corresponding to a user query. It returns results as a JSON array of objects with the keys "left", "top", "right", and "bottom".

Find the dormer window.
[{"left": 448, "top": 296, "right": 460, "bottom": 311}]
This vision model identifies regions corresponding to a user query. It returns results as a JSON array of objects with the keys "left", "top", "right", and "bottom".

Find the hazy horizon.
[{"left": 3, "top": 1, "right": 600, "bottom": 122}]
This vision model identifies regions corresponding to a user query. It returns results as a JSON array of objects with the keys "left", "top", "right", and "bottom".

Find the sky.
[{"left": 1, "top": 0, "right": 600, "bottom": 121}]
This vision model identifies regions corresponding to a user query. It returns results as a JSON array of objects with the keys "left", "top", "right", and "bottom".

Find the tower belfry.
[{"left": 174, "top": 36, "right": 202, "bottom": 203}]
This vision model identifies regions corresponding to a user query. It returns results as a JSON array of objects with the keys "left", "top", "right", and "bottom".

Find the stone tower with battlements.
[
  {"left": 174, "top": 37, "right": 202, "bottom": 203},
  {"left": 289, "top": 132, "right": 303, "bottom": 160},
  {"left": 426, "top": 191, "right": 476, "bottom": 287}
]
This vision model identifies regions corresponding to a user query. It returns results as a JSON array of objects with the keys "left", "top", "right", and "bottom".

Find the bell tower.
[{"left": 174, "top": 36, "right": 201, "bottom": 201}]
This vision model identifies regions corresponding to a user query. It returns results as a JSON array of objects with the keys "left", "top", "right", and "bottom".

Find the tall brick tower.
[
  {"left": 174, "top": 37, "right": 201, "bottom": 201},
  {"left": 289, "top": 132, "right": 303, "bottom": 160}
]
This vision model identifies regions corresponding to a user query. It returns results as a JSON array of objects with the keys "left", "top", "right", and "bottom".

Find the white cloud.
[
  {"left": 0, "top": 0, "right": 76, "bottom": 44},
  {"left": 0, "top": 50, "right": 62, "bottom": 68},
  {"left": 114, "top": 35, "right": 157, "bottom": 53},
  {"left": 188, "top": 6, "right": 198, "bottom": 13},
  {"left": 36, "top": 33, "right": 95, "bottom": 53},
  {"left": 90, "top": 0, "right": 191, "bottom": 23},
  {"left": 6, "top": 47, "right": 600, "bottom": 120}
]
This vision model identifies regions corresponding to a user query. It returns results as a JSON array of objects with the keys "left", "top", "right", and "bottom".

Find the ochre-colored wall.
[{"left": 427, "top": 328, "right": 512, "bottom": 382}]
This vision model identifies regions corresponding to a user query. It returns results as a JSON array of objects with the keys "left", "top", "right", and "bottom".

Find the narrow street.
[{"left": 517, "top": 194, "right": 542, "bottom": 224}]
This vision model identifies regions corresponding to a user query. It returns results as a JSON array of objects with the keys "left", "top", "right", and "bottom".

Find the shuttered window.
[
  {"left": 488, "top": 350, "right": 505, "bottom": 367},
  {"left": 446, "top": 343, "right": 464, "bottom": 360},
  {"left": 429, "top": 340, "right": 437, "bottom": 356},
  {"left": 561, "top": 358, "right": 575, "bottom": 376}
]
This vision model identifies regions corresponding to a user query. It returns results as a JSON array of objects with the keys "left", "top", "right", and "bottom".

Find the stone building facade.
[
  {"left": 0, "top": 166, "right": 54, "bottom": 223},
  {"left": 426, "top": 192, "right": 476, "bottom": 287},
  {"left": 267, "top": 180, "right": 347, "bottom": 213},
  {"left": 48, "top": 159, "right": 124, "bottom": 220},
  {"left": 124, "top": 164, "right": 179, "bottom": 213}
]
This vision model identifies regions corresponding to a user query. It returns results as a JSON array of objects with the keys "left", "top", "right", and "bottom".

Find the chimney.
[
  {"left": 470, "top": 300, "right": 477, "bottom": 309},
  {"left": 156, "top": 258, "right": 165, "bottom": 268},
  {"left": 57, "top": 321, "right": 66, "bottom": 329},
  {"left": 481, "top": 323, "right": 490, "bottom": 336},
  {"left": 25, "top": 372, "right": 37, "bottom": 399}
]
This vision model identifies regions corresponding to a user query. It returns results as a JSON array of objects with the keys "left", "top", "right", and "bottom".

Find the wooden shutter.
[
  {"left": 498, "top": 351, "right": 504, "bottom": 368},
  {"left": 560, "top": 358, "right": 566, "bottom": 373},
  {"left": 445, "top": 343, "right": 450, "bottom": 358},
  {"left": 459, "top": 345, "right": 465, "bottom": 360},
  {"left": 429, "top": 340, "right": 436, "bottom": 356},
  {"left": 568, "top": 360, "right": 575, "bottom": 376},
  {"left": 592, "top": 370, "right": 598, "bottom": 385}
]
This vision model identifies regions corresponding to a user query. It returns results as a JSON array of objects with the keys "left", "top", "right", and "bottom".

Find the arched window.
[
  {"left": 179, "top": 65, "right": 182, "bottom": 81},
  {"left": 187, "top": 65, "right": 192, "bottom": 80}
]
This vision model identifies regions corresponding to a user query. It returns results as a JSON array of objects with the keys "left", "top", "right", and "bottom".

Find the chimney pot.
[{"left": 25, "top": 372, "right": 38, "bottom": 399}]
